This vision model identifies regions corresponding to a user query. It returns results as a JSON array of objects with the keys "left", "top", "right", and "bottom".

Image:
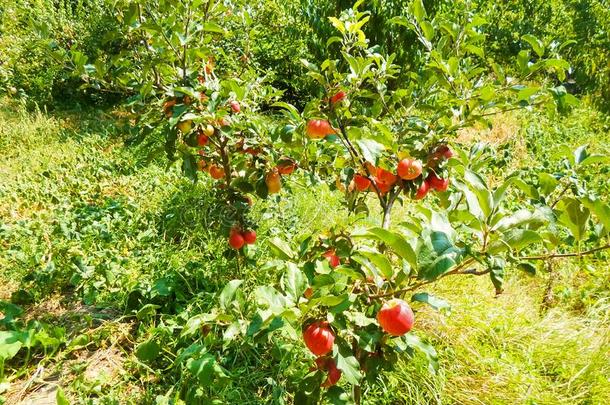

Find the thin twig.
[{"left": 521, "top": 244, "right": 610, "bottom": 261}]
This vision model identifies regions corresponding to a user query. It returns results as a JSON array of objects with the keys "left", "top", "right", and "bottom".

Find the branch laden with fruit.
[{"left": 75, "top": 0, "right": 610, "bottom": 403}]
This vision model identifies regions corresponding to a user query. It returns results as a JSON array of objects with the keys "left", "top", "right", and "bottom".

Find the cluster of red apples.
[{"left": 302, "top": 299, "right": 415, "bottom": 388}]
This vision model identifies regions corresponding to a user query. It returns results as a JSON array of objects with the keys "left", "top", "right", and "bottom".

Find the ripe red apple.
[
  {"left": 330, "top": 90, "right": 346, "bottom": 104},
  {"left": 323, "top": 250, "right": 340, "bottom": 268},
  {"left": 436, "top": 145, "right": 454, "bottom": 160},
  {"left": 242, "top": 230, "right": 256, "bottom": 245},
  {"left": 306, "top": 119, "right": 334, "bottom": 139},
  {"left": 228, "top": 232, "right": 245, "bottom": 250},
  {"left": 230, "top": 100, "right": 241, "bottom": 113},
  {"left": 353, "top": 174, "right": 371, "bottom": 192},
  {"left": 427, "top": 173, "right": 449, "bottom": 192},
  {"left": 374, "top": 179, "right": 393, "bottom": 195},
  {"left": 322, "top": 359, "right": 342, "bottom": 387},
  {"left": 197, "top": 133, "right": 209, "bottom": 146},
  {"left": 276, "top": 161, "right": 296, "bottom": 175},
  {"left": 376, "top": 167, "right": 397, "bottom": 185},
  {"left": 303, "top": 321, "right": 335, "bottom": 356},
  {"left": 414, "top": 181, "right": 429, "bottom": 200},
  {"left": 209, "top": 164, "right": 225, "bottom": 180},
  {"left": 377, "top": 299, "right": 415, "bottom": 336},
  {"left": 163, "top": 100, "right": 176, "bottom": 117},
  {"left": 397, "top": 158, "right": 423, "bottom": 180}
]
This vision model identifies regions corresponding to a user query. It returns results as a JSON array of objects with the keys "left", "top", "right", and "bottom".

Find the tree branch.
[{"left": 520, "top": 244, "right": 610, "bottom": 261}]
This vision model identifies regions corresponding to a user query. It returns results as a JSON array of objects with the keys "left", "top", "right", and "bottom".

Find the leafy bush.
[{"left": 0, "top": 0, "right": 120, "bottom": 106}]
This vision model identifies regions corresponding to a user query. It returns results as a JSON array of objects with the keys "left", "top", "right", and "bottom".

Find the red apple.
[
  {"left": 427, "top": 173, "right": 449, "bottom": 192},
  {"left": 306, "top": 119, "right": 334, "bottom": 139},
  {"left": 376, "top": 167, "right": 397, "bottom": 185},
  {"left": 353, "top": 174, "right": 371, "bottom": 192},
  {"left": 377, "top": 299, "right": 415, "bottom": 336},
  {"left": 414, "top": 181, "right": 429, "bottom": 200},
  {"left": 242, "top": 230, "right": 256, "bottom": 245},
  {"left": 303, "top": 321, "right": 335, "bottom": 356},
  {"left": 209, "top": 164, "right": 225, "bottom": 180},
  {"left": 228, "top": 232, "right": 245, "bottom": 250},
  {"left": 330, "top": 90, "right": 346, "bottom": 104},
  {"left": 323, "top": 250, "right": 340, "bottom": 268},
  {"left": 197, "top": 133, "right": 209, "bottom": 146},
  {"left": 397, "top": 158, "right": 423, "bottom": 180},
  {"left": 230, "top": 100, "right": 241, "bottom": 113},
  {"left": 276, "top": 161, "right": 296, "bottom": 175},
  {"left": 322, "top": 359, "right": 342, "bottom": 387}
]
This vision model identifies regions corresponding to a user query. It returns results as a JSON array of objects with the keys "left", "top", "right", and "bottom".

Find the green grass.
[{"left": 1, "top": 99, "right": 609, "bottom": 404}]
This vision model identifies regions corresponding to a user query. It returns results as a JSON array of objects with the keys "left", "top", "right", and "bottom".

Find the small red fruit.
[
  {"left": 209, "top": 164, "right": 225, "bottom": 180},
  {"left": 304, "top": 287, "right": 314, "bottom": 299},
  {"left": 414, "top": 181, "right": 429, "bottom": 200},
  {"left": 322, "top": 359, "right": 342, "bottom": 387},
  {"left": 397, "top": 158, "right": 423, "bottom": 180},
  {"left": 436, "top": 145, "right": 454, "bottom": 160},
  {"left": 374, "top": 179, "right": 393, "bottom": 194},
  {"left": 353, "top": 174, "right": 371, "bottom": 192},
  {"left": 230, "top": 100, "right": 241, "bottom": 113},
  {"left": 276, "top": 161, "right": 296, "bottom": 175},
  {"left": 376, "top": 167, "right": 397, "bottom": 186},
  {"left": 306, "top": 119, "right": 334, "bottom": 139},
  {"left": 197, "top": 133, "right": 209, "bottom": 146},
  {"left": 228, "top": 232, "right": 245, "bottom": 250},
  {"left": 330, "top": 90, "right": 346, "bottom": 105},
  {"left": 303, "top": 321, "right": 335, "bottom": 356},
  {"left": 242, "top": 230, "right": 256, "bottom": 245},
  {"left": 377, "top": 299, "right": 415, "bottom": 336},
  {"left": 427, "top": 173, "right": 450, "bottom": 192},
  {"left": 323, "top": 250, "right": 340, "bottom": 268}
]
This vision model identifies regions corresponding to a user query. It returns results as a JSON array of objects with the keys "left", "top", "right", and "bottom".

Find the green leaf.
[
  {"left": 135, "top": 339, "right": 160, "bottom": 362},
  {"left": 219, "top": 280, "right": 243, "bottom": 310},
  {"left": 411, "top": 293, "right": 450, "bottom": 313},
  {"left": 202, "top": 21, "right": 225, "bottom": 34},
  {"left": 357, "top": 249, "right": 394, "bottom": 279},
  {"left": 283, "top": 263, "right": 307, "bottom": 302},
  {"left": 464, "top": 170, "right": 493, "bottom": 218},
  {"left": 136, "top": 304, "right": 159, "bottom": 320},
  {"left": 581, "top": 198, "right": 610, "bottom": 232},
  {"left": 356, "top": 139, "right": 385, "bottom": 164},
  {"left": 335, "top": 345, "right": 362, "bottom": 384},
  {"left": 491, "top": 209, "right": 546, "bottom": 232},
  {"left": 420, "top": 21, "right": 435, "bottom": 41},
  {"left": 412, "top": 0, "right": 427, "bottom": 23},
  {"left": 0, "top": 331, "right": 23, "bottom": 360},
  {"left": 517, "top": 262, "right": 537, "bottom": 276},
  {"left": 254, "top": 286, "right": 287, "bottom": 314},
  {"left": 56, "top": 387, "right": 70, "bottom": 405},
  {"left": 188, "top": 354, "right": 216, "bottom": 385},
  {"left": 354, "top": 227, "right": 417, "bottom": 268},
  {"left": 272, "top": 102, "right": 301, "bottom": 121},
  {"left": 267, "top": 238, "right": 295, "bottom": 261},
  {"left": 558, "top": 198, "right": 590, "bottom": 241},
  {"left": 404, "top": 333, "right": 438, "bottom": 373},
  {"left": 522, "top": 34, "right": 544, "bottom": 57}
]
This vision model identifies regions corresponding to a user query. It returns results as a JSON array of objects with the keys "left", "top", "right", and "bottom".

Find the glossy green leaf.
[{"left": 219, "top": 279, "right": 243, "bottom": 310}]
